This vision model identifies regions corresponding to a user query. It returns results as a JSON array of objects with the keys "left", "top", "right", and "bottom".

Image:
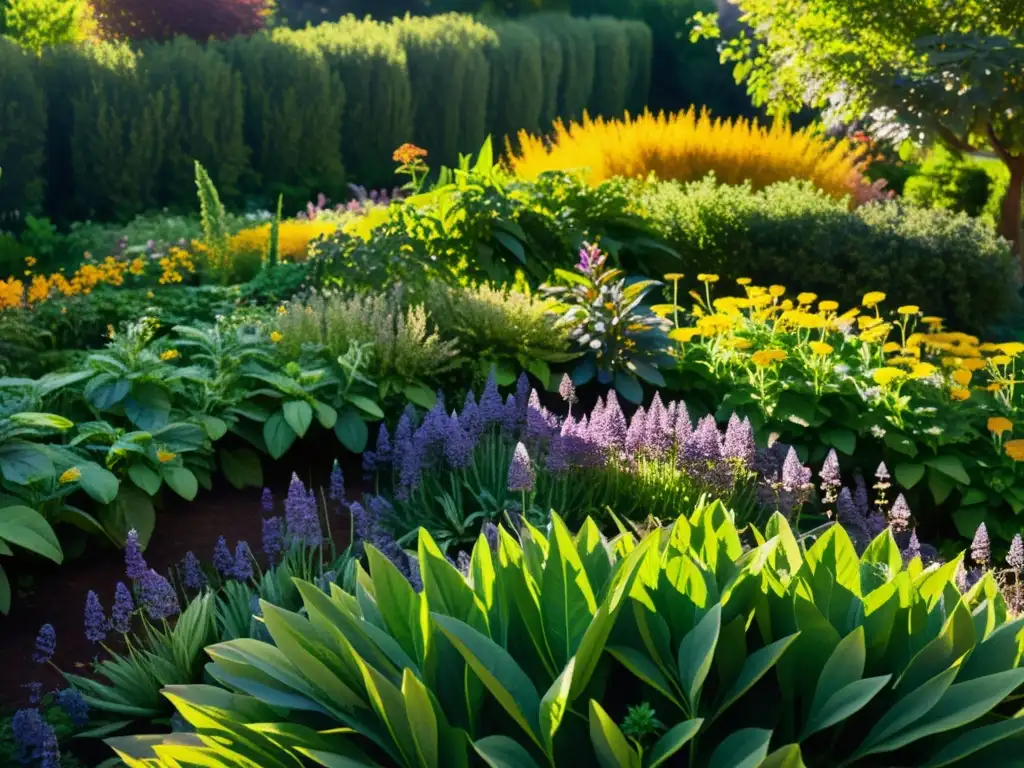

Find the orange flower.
[
  {"left": 1006, "top": 440, "right": 1024, "bottom": 462},
  {"left": 393, "top": 143, "right": 428, "bottom": 165},
  {"left": 988, "top": 417, "right": 1013, "bottom": 436}
]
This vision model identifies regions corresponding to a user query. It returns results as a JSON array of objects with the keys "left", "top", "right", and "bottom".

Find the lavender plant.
[{"left": 362, "top": 370, "right": 813, "bottom": 552}]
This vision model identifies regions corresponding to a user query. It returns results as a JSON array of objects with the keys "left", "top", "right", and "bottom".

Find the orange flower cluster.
[
  {"left": 0, "top": 255, "right": 151, "bottom": 309},
  {"left": 393, "top": 143, "right": 428, "bottom": 165},
  {"left": 158, "top": 247, "right": 196, "bottom": 285}
]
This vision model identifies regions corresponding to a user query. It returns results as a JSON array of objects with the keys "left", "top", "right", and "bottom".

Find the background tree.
[
  {"left": 90, "top": 0, "right": 272, "bottom": 42},
  {"left": 694, "top": 0, "right": 1024, "bottom": 260}
]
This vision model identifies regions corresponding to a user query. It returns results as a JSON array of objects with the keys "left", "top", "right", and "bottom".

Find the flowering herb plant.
[
  {"left": 361, "top": 371, "right": 815, "bottom": 552},
  {"left": 660, "top": 275, "right": 1024, "bottom": 544},
  {"left": 544, "top": 243, "right": 672, "bottom": 403}
]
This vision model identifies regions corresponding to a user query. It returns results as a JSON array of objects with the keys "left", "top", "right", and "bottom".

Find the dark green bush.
[
  {"left": 639, "top": 176, "right": 1021, "bottom": 333},
  {"left": 587, "top": 15, "right": 630, "bottom": 118},
  {"left": 534, "top": 13, "right": 595, "bottom": 123},
  {"left": 622, "top": 18, "right": 652, "bottom": 113},
  {"left": 486, "top": 20, "right": 544, "bottom": 146},
  {"left": 302, "top": 16, "right": 414, "bottom": 190},
  {"left": 396, "top": 14, "right": 495, "bottom": 168},
  {"left": 217, "top": 30, "right": 345, "bottom": 209},
  {"left": 141, "top": 36, "right": 249, "bottom": 210},
  {"left": 902, "top": 145, "right": 1009, "bottom": 224},
  {"left": 522, "top": 17, "right": 564, "bottom": 130},
  {"left": 0, "top": 39, "right": 46, "bottom": 219}
]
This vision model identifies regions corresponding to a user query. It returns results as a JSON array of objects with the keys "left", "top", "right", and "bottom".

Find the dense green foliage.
[
  {"left": 639, "top": 177, "right": 1021, "bottom": 334},
  {"left": 486, "top": 20, "right": 544, "bottom": 145},
  {"left": 902, "top": 146, "right": 1010, "bottom": 225},
  {"left": 109, "top": 510, "right": 1024, "bottom": 767},
  {"left": 0, "top": 40, "right": 46, "bottom": 218}
]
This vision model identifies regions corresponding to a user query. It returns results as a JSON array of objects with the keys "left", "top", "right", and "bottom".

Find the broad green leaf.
[
  {"left": 759, "top": 744, "right": 806, "bottom": 768},
  {"left": 923, "top": 455, "right": 970, "bottom": 485},
  {"left": 608, "top": 646, "right": 680, "bottom": 706},
  {"left": 0, "top": 563, "right": 10, "bottom": 614},
  {"left": 539, "top": 658, "right": 575, "bottom": 757},
  {"left": 313, "top": 401, "right": 338, "bottom": 429},
  {"left": 473, "top": 736, "right": 543, "bottom": 768},
  {"left": 707, "top": 728, "right": 772, "bottom": 768},
  {"left": 961, "top": 618, "right": 1024, "bottom": 681},
  {"left": 432, "top": 614, "right": 542, "bottom": 747},
  {"left": 809, "top": 627, "right": 867, "bottom": 718},
  {"left": 899, "top": 599, "right": 975, "bottom": 693},
  {"left": 124, "top": 383, "right": 171, "bottom": 431},
  {"left": 128, "top": 464, "right": 162, "bottom": 496},
  {"left": 162, "top": 466, "right": 198, "bottom": 501},
  {"left": 335, "top": 408, "right": 369, "bottom": 453},
  {"left": 283, "top": 400, "right": 314, "bottom": 438},
  {"left": 402, "top": 669, "right": 439, "bottom": 768},
  {"left": 855, "top": 665, "right": 960, "bottom": 757},
  {"left": 645, "top": 719, "right": 702, "bottom": 768},
  {"left": 0, "top": 506, "right": 62, "bottom": 563},
  {"left": 348, "top": 395, "right": 384, "bottom": 420},
  {"left": 366, "top": 545, "right": 422, "bottom": 664},
  {"left": 541, "top": 514, "right": 597, "bottom": 665},
  {"left": 677, "top": 602, "right": 721, "bottom": 708},
  {"left": 802, "top": 676, "right": 891, "bottom": 739},
  {"left": 403, "top": 386, "right": 436, "bottom": 410},
  {"left": 0, "top": 442, "right": 53, "bottom": 485},
  {"left": 923, "top": 713, "right": 1024, "bottom": 767},
  {"left": 714, "top": 633, "right": 799, "bottom": 721},
  {"left": 894, "top": 463, "right": 926, "bottom": 489},
  {"left": 78, "top": 463, "right": 120, "bottom": 504},
  {"left": 219, "top": 448, "right": 263, "bottom": 489},
  {"left": 419, "top": 529, "right": 486, "bottom": 627},
  {"left": 264, "top": 411, "right": 297, "bottom": 459},
  {"left": 354, "top": 656, "right": 418, "bottom": 768},
  {"left": 589, "top": 700, "right": 640, "bottom": 768}
]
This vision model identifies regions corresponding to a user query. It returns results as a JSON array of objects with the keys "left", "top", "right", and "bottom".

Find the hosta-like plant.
[{"left": 108, "top": 505, "right": 1024, "bottom": 767}]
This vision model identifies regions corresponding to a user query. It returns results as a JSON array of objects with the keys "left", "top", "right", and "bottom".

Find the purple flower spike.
[
  {"left": 836, "top": 488, "right": 868, "bottom": 544},
  {"left": 329, "top": 461, "right": 346, "bottom": 508},
  {"left": 479, "top": 368, "right": 504, "bottom": 427},
  {"left": 393, "top": 406, "right": 416, "bottom": 469},
  {"left": 57, "top": 688, "right": 89, "bottom": 727},
  {"left": 213, "top": 536, "right": 234, "bottom": 577},
  {"left": 971, "top": 523, "right": 990, "bottom": 566},
  {"left": 526, "top": 390, "right": 555, "bottom": 441},
  {"left": 502, "top": 394, "right": 520, "bottom": 435},
  {"left": 33, "top": 624, "right": 56, "bottom": 664},
  {"left": 723, "top": 414, "right": 756, "bottom": 465},
  {"left": 365, "top": 424, "right": 392, "bottom": 474},
  {"left": 888, "top": 494, "right": 912, "bottom": 534},
  {"left": 514, "top": 373, "right": 530, "bottom": 416},
  {"left": 460, "top": 392, "right": 482, "bottom": 439},
  {"left": 180, "top": 551, "right": 207, "bottom": 591},
  {"left": 41, "top": 724, "right": 59, "bottom": 768},
  {"left": 673, "top": 401, "right": 693, "bottom": 448},
  {"left": 138, "top": 569, "right": 180, "bottom": 621},
  {"left": 483, "top": 522, "right": 499, "bottom": 551},
  {"left": 1008, "top": 534, "right": 1024, "bottom": 572},
  {"left": 820, "top": 449, "right": 841, "bottom": 492},
  {"left": 285, "top": 473, "right": 322, "bottom": 547},
  {"left": 558, "top": 374, "right": 577, "bottom": 405},
  {"left": 260, "top": 488, "right": 274, "bottom": 514},
  {"left": 626, "top": 406, "right": 647, "bottom": 455},
  {"left": 84, "top": 591, "right": 107, "bottom": 643},
  {"left": 262, "top": 517, "right": 285, "bottom": 566},
  {"left": 508, "top": 442, "right": 536, "bottom": 493},
  {"left": 903, "top": 529, "right": 921, "bottom": 562},
  {"left": 125, "top": 529, "right": 148, "bottom": 581},
  {"left": 456, "top": 551, "right": 472, "bottom": 577},
  {"left": 644, "top": 394, "right": 672, "bottom": 458},
  {"left": 444, "top": 415, "right": 473, "bottom": 469},
  {"left": 781, "top": 447, "right": 811, "bottom": 493},
  {"left": 232, "top": 541, "right": 253, "bottom": 582},
  {"left": 110, "top": 582, "right": 134, "bottom": 634},
  {"left": 854, "top": 473, "right": 870, "bottom": 516},
  {"left": 12, "top": 708, "right": 45, "bottom": 763},
  {"left": 684, "top": 415, "right": 723, "bottom": 464}
]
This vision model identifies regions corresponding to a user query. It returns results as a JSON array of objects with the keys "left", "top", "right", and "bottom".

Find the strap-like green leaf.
[
  {"left": 923, "top": 712, "right": 1024, "bottom": 767},
  {"left": 539, "top": 658, "right": 575, "bottom": 757},
  {"left": 645, "top": 719, "right": 702, "bottom": 768},
  {"left": 0, "top": 505, "right": 62, "bottom": 563},
  {"left": 802, "top": 676, "right": 892, "bottom": 740},
  {"left": 707, "top": 728, "right": 772, "bottom": 768},
  {"left": 608, "top": 646, "right": 681, "bottom": 707},
  {"left": 541, "top": 514, "right": 597, "bottom": 666},
  {"left": 714, "top": 633, "right": 799, "bottom": 722},
  {"left": 809, "top": 626, "right": 867, "bottom": 717},
  {"left": 677, "top": 602, "right": 721, "bottom": 709},
  {"left": 402, "top": 669, "right": 439, "bottom": 768},
  {"left": 589, "top": 700, "right": 641, "bottom": 768},
  {"left": 472, "top": 736, "right": 544, "bottom": 768}
]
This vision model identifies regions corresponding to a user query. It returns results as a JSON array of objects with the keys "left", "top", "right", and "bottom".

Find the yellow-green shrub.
[
  {"left": 510, "top": 109, "right": 872, "bottom": 203},
  {"left": 227, "top": 219, "right": 338, "bottom": 280}
]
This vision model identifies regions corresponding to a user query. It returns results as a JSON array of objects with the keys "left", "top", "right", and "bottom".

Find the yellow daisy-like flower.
[
  {"left": 872, "top": 367, "right": 905, "bottom": 386},
  {"left": 818, "top": 300, "right": 839, "bottom": 312},
  {"left": 725, "top": 338, "right": 753, "bottom": 350},
  {"left": 1006, "top": 439, "right": 1024, "bottom": 462},
  {"left": 276, "top": 305, "right": 288, "bottom": 315},
  {"left": 999, "top": 342, "right": 1024, "bottom": 357},
  {"left": 960, "top": 358, "right": 986, "bottom": 371},
  {"left": 921, "top": 316, "right": 943, "bottom": 328},
  {"left": 862, "top": 291, "right": 886, "bottom": 307},
  {"left": 910, "top": 362, "right": 937, "bottom": 378},
  {"left": 897, "top": 305, "right": 920, "bottom": 315},
  {"left": 780, "top": 299, "right": 795, "bottom": 311},
  {"left": 697, "top": 273, "right": 720, "bottom": 283},
  {"left": 25, "top": 256, "right": 37, "bottom": 267},
  {"left": 883, "top": 342, "right": 901, "bottom": 353},
  {"left": 950, "top": 369, "right": 972, "bottom": 386},
  {"left": 809, "top": 341, "right": 833, "bottom": 356},
  {"left": 990, "top": 355, "right": 1012, "bottom": 366},
  {"left": 157, "top": 449, "right": 177, "bottom": 463},
  {"left": 751, "top": 349, "right": 787, "bottom": 367},
  {"left": 736, "top": 277, "right": 752, "bottom": 286},
  {"left": 669, "top": 328, "right": 701, "bottom": 343},
  {"left": 769, "top": 285, "right": 786, "bottom": 298},
  {"left": 270, "top": 331, "right": 283, "bottom": 344},
  {"left": 664, "top": 273, "right": 684, "bottom": 281},
  {"left": 59, "top": 467, "right": 82, "bottom": 484},
  {"left": 988, "top": 417, "right": 1013, "bottom": 436},
  {"left": 160, "top": 349, "right": 179, "bottom": 361},
  {"left": 949, "top": 388, "right": 971, "bottom": 401},
  {"left": 797, "top": 292, "right": 817, "bottom": 305}
]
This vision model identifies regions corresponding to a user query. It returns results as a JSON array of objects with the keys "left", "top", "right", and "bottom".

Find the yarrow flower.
[
  {"left": 33, "top": 624, "right": 56, "bottom": 664},
  {"left": 84, "top": 590, "right": 107, "bottom": 643}
]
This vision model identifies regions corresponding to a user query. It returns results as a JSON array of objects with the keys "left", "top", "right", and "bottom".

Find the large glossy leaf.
[
  {"left": 707, "top": 728, "right": 772, "bottom": 768},
  {"left": 541, "top": 514, "right": 597, "bottom": 666},
  {"left": 0, "top": 506, "right": 62, "bottom": 563},
  {"left": 759, "top": 745, "right": 806, "bottom": 768},
  {"left": 539, "top": 658, "right": 575, "bottom": 757},
  {"left": 348, "top": 395, "right": 384, "bottom": 420},
  {"left": 677, "top": 602, "right": 721, "bottom": 708},
  {"left": 589, "top": 700, "right": 640, "bottom": 768},
  {"left": 473, "top": 736, "right": 543, "bottom": 768},
  {"left": 282, "top": 400, "right": 314, "bottom": 438},
  {"left": 367, "top": 545, "right": 422, "bottom": 664},
  {"left": 335, "top": 407, "right": 369, "bottom": 453},
  {"left": 264, "top": 411, "right": 297, "bottom": 459},
  {"left": 0, "top": 442, "right": 53, "bottom": 484},
  {"left": 713, "top": 633, "right": 799, "bottom": 721},
  {"left": 78, "top": 462, "right": 120, "bottom": 504},
  {"left": 162, "top": 466, "right": 198, "bottom": 501},
  {"left": 402, "top": 669, "right": 439, "bottom": 768},
  {"left": 645, "top": 719, "right": 702, "bottom": 768},
  {"left": 219, "top": 448, "right": 263, "bottom": 490},
  {"left": 432, "top": 614, "right": 542, "bottom": 747},
  {"left": 809, "top": 627, "right": 866, "bottom": 717},
  {"left": 128, "top": 464, "right": 162, "bottom": 496},
  {"left": 124, "top": 383, "right": 171, "bottom": 431}
]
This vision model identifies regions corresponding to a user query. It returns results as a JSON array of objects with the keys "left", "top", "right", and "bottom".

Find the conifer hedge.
[{"left": 1, "top": 13, "right": 651, "bottom": 222}]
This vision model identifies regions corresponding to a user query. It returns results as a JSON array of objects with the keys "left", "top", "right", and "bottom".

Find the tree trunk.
[{"left": 998, "top": 156, "right": 1024, "bottom": 267}]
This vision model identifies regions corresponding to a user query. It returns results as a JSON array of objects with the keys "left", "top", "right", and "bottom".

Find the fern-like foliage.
[{"left": 194, "top": 160, "right": 230, "bottom": 283}]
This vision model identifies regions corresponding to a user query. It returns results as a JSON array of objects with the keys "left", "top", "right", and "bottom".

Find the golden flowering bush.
[
  {"left": 660, "top": 275, "right": 1024, "bottom": 543},
  {"left": 509, "top": 109, "right": 876, "bottom": 203},
  {"left": 227, "top": 220, "right": 339, "bottom": 266},
  {"left": 0, "top": 254, "right": 162, "bottom": 310}
]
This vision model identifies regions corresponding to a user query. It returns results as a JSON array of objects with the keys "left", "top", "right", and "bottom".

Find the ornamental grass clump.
[
  {"left": 509, "top": 109, "right": 878, "bottom": 203},
  {"left": 361, "top": 369, "right": 813, "bottom": 551},
  {"left": 109, "top": 507, "right": 1024, "bottom": 767},
  {"left": 660, "top": 274, "right": 1024, "bottom": 542}
]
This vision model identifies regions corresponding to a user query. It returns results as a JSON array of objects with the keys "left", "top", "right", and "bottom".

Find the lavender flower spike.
[
  {"left": 478, "top": 367, "right": 504, "bottom": 427},
  {"left": 138, "top": 569, "right": 180, "bottom": 621},
  {"left": 820, "top": 449, "right": 841, "bottom": 494},
  {"left": 888, "top": 494, "right": 912, "bottom": 534},
  {"left": 33, "top": 624, "right": 56, "bottom": 664},
  {"left": 262, "top": 516, "right": 285, "bottom": 566},
  {"left": 110, "top": 582, "right": 134, "bottom": 634},
  {"left": 84, "top": 591, "right": 107, "bottom": 643},
  {"left": 508, "top": 442, "right": 536, "bottom": 492},
  {"left": 329, "top": 460, "right": 346, "bottom": 508},
  {"left": 232, "top": 541, "right": 254, "bottom": 582},
  {"left": 41, "top": 724, "right": 59, "bottom": 768},
  {"left": 12, "top": 708, "right": 45, "bottom": 764},
  {"left": 180, "top": 551, "right": 207, "bottom": 591},
  {"left": 57, "top": 688, "right": 89, "bottom": 727},
  {"left": 213, "top": 536, "right": 233, "bottom": 577},
  {"left": 260, "top": 488, "right": 274, "bottom": 514},
  {"left": 723, "top": 414, "right": 756, "bottom": 465},
  {"left": 285, "top": 473, "right": 322, "bottom": 546},
  {"left": 971, "top": 523, "right": 991, "bottom": 567},
  {"left": 1008, "top": 534, "right": 1024, "bottom": 573},
  {"left": 125, "top": 528, "right": 148, "bottom": 581}
]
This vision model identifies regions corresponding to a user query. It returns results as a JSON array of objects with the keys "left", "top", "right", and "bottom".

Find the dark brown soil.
[{"left": 0, "top": 442, "right": 362, "bottom": 709}]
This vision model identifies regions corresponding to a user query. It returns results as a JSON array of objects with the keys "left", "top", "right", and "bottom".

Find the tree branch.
[
  {"left": 935, "top": 124, "right": 977, "bottom": 154},
  {"left": 986, "top": 122, "right": 1014, "bottom": 164}
]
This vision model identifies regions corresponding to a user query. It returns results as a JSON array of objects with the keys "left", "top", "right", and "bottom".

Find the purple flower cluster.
[
  {"left": 33, "top": 624, "right": 56, "bottom": 664},
  {"left": 138, "top": 569, "right": 180, "bottom": 621},
  {"left": 124, "top": 529, "right": 148, "bottom": 581},
  {"left": 84, "top": 591, "right": 107, "bottom": 643},
  {"left": 110, "top": 582, "right": 134, "bottom": 634},
  {"left": 180, "top": 551, "right": 207, "bottom": 591},
  {"left": 262, "top": 515, "right": 285, "bottom": 566},
  {"left": 350, "top": 496, "right": 421, "bottom": 590},
  {"left": 57, "top": 687, "right": 89, "bottom": 727},
  {"left": 329, "top": 460, "right": 346, "bottom": 509},
  {"left": 11, "top": 707, "right": 46, "bottom": 764},
  {"left": 285, "top": 473, "right": 322, "bottom": 547}
]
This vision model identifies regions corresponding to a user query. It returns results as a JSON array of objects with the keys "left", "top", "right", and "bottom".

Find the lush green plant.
[
  {"left": 485, "top": 21, "right": 544, "bottom": 145},
  {"left": 110, "top": 507, "right": 1024, "bottom": 766},
  {"left": 194, "top": 160, "right": 231, "bottom": 283},
  {"left": 638, "top": 176, "right": 1021, "bottom": 334},
  {"left": 425, "top": 277, "right": 577, "bottom": 387},
  {"left": 544, "top": 243, "right": 671, "bottom": 403},
  {"left": 0, "top": 0, "right": 89, "bottom": 52},
  {"left": 527, "top": 13, "right": 595, "bottom": 122},
  {"left": 0, "top": 41, "right": 46, "bottom": 217},
  {"left": 587, "top": 16, "right": 630, "bottom": 118},
  {"left": 903, "top": 146, "right": 994, "bottom": 219}
]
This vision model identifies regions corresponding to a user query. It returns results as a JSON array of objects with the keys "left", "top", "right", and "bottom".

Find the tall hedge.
[
  {"left": 302, "top": 17, "right": 413, "bottom": 190},
  {"left": 539, "top": 14, "right": 594, "bottom": 123},
  {"left": 0, "top": 39, "right": 46, "bottom": 218},
  {"left": 521, "top": 17, "right": 564, "bottom": 131},
  {"left": 623, "top": 19, "right": 652, "bottom": 113},
  {"left": 141, "top": 37, "right": 249, "bottom": 209},
  {"left": 217, "top": 30, "right": 345, "bottom": 208},
  {"left": 588, "top": 16, "right": 630, "bottom": 119},
  {"left": 486, "top": 21, "right": 543, "bottom": 147}
]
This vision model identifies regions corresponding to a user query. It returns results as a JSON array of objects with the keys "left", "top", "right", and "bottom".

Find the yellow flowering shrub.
[
  {"left": 509, "top": 109, "right": 875, "bottom": 203},
  {"left": 664, "top": 279, "right": 1024, "bottom": 541},
  {"left": 227, "top": 220, "right": 339, "bottom": 265}
]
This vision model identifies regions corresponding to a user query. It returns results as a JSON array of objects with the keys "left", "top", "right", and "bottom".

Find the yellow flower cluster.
[
  {"left": 227, "top": 221, "right": 339, "bottom": 265},
  {"left": 159, "top": 247, "right": 196, "bottom": 285},
  {"left": 1, "top": 255, "right": 151, "bottom": 309},
  {"left": 509, "top": 109, "right": 873, "bottom": 203}
]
